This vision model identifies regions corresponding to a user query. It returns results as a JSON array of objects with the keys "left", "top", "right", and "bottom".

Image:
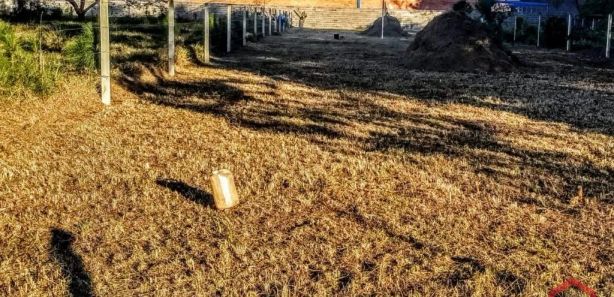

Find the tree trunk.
[{"left": 66, "top": 0, "right": 98, "bottom": 20}]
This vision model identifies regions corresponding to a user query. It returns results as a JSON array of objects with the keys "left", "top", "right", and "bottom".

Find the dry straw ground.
[{"left": 1, "top": 29, "right": 613, "bottom": 296}]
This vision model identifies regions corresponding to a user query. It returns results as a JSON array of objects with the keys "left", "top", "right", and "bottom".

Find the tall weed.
[
  {"left": 0, "top": 21, "right": 60, "bottom": 97},
  {"left": 63, "top": 23, "right": 96, "bottom": 71}
]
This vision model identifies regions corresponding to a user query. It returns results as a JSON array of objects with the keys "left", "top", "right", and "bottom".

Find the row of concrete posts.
[
  {"left": 511, "top": 13, "right": 612, "bottom": 57},
  {"left": 99, "top": 0, "right": 292, "bottom": 105}
]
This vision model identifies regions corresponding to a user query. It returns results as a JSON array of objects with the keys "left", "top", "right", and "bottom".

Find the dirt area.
[{"left": 1, "top": 29, "right": 613, "bottom": 296}]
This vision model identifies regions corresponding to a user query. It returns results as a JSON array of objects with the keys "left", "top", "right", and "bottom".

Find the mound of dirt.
[
  {"left": 405, "top": 11, "right": 517, "bottom": 72},
  {"left": 362, "top": 15, "right": 405, "bottom": 37}
]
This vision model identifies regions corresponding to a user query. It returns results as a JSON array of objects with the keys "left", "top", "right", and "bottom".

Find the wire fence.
[
  {"left": 502, "top": 12, "right": 613, "bottom": 56},
  {"left": 26, "top": 1, "right": 294, "bottom": 104},
  {"left": 2, "top": 1, "right": 294, "bottom": 100},
  {"left": 4, "top": 2, "right": 613, "bottom": 101}
]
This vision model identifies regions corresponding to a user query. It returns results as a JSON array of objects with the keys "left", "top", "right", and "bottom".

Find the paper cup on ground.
[{"left": 210, "top": 169, "right": 240, "bottom": 209}]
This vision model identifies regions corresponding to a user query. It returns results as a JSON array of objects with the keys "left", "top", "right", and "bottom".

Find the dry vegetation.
[{"left": 1, "top": 29, "right": 613, "bottom": 296}]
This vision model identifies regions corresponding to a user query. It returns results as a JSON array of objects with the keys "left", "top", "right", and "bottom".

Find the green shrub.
[
  {"left": 0, "top": 21, "right": 20, "bottom": 59},
  {"left": 42, "top": 30, "right": 66, "bottom": 52},
  {"left": 0, "top": 21, "right": 60, "bottom": 97},
  {"left": 63, "top": 23, "right": 96, "bottom": 71},
  {"left": 0, "top": 52, "right": 60, "bottom": 96}
]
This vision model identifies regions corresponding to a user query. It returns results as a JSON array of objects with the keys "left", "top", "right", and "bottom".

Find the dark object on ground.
[
  {"left": 405, "top": 11, "right": 517, "bottom": 72},
  {"left": 334, "top": 33, "right": 340, "bottom": 40},
  {"left": 362, "top": 15, "right": 405, "bottom": 37}
]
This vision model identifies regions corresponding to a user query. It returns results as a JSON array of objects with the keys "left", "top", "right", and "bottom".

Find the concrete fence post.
[
  {"left": 254, "top": 11, "right": 258, "bottom": 37},
  {"left": 204, "top": 6, "right": 210, "bottom": 63},
  {"left": 567, "top": 13, "right": 571, "bottom": 51},
  {"left": 242, "top": 8, "right": 247, "bottom": 46},
  {"left": 268, "top": 9, "right": 272, "bottom": 36},
  {"left": 380, "top": 6, "right": 385, "bottom": 39},
  {"left": 262, "top": 8, "right": 266, "bottom": 36},
  {"left": 607, "top": 14, "right": 612, "bottom": 59},
  {"left": 100, "top": 0, "right": 110, "bottom": 105},
  {"left": 537, "top": 15, "right": 541, "bottom": 47},
  {"left": 168, "top": 0, "right": 175, "bottom": 76},
  {"left": 227, "top": 5, "right": 232, "bottom": 53},
  {"left": 513, "top": 15, "right": 517, "bottom": 43},
  {"left": 273, "top": 10, "right": 278, "bottom": 33}
]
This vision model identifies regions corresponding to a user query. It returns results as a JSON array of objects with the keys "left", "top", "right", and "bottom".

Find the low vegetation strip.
[{"left": 0, "top": 27, "right": 612, "bottom": 297}]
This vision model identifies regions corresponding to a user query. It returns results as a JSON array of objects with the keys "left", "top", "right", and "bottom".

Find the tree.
[
  {"left": 65, "top": 0, "right": 99, "bottom": 20},
  {"left": 474, "top": 0, "right": 514, "bottom": 44}
]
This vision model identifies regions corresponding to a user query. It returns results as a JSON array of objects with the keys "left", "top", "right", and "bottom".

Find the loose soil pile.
[
  {"left": 362, "top": 15, "right": 405, "bottom": 37},
  {"left": 406, "top": 11, "right": 517, "bottom": 72}
]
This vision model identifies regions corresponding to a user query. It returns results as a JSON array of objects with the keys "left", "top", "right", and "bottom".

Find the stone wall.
[
  {"left": 199, "top": 4, "right": 442, "bottom": 30},
  {"left": 0, "top": 1, "right": 444, "bottom": 31},
  {"left": 282, "top": 6, "right": 442, "bottom": 30},
  {"left": 201, "top": 0, "right": 454, "bottom": 10}
]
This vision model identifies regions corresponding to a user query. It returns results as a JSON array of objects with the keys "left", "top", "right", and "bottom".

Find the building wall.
[
  {"left": 195, "top": 3, "right": 441, "bottom": 30},
  {"left": 282, "top": 6, "right": 442, "bottom": 30},
  {"left": 203, "top": 0, "right": 454, "bottom": 10},
  {"left": 0, "top": 0, "right": 447, "bottom": 31}
]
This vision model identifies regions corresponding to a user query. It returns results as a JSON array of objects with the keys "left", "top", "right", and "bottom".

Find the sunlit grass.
[{"left": 0, "top": 28, "right": 612, "bottom": 296}]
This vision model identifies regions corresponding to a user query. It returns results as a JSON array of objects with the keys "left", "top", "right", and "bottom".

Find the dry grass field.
[{"left": 1, "top": 29, "right": 613, "bottom": 296}]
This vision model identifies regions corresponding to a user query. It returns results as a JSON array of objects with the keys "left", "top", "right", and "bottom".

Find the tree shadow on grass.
[
  {"left": 334, "top": 204, "right": 528, "bottom": 295},
  {"left": 116, "top": 63, "right": 252, "bottom": 117},
  {"left": 222, "top": 30, "right": 614, "bottom": 136},
  {"left": 368, "top": 115, "right": 613, "bottom": 205},
  {"left": 113, "top": 32, "right": 613, "bottom": 205},
  {"left": 50, "top": 228, "right": 95, "bottom": 297},
  {"left": 117, "top": 61, "right": 612, "bottom": 205},
  {"left": 156, "top": 178, "right": 215, "bottom": 208}
]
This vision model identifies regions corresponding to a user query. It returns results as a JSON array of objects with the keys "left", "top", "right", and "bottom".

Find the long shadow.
[
  {"left": 50, "top": 229, "right": 95, "bottom": 297},
  {"left": 333, "top": 204, "right": 527, "bottom": 295},
  {"left": 222, "top": 30, "right": 614, "bottom": 136},
  {"left": 368, "top": 115, "right": 614, "bottom": 204},
  {"left": 156, "top": 178, "right": 215, "bottom": 208},
  {"left": 114, "top": 31, "right": 613, "bottom": 205},
  {"left": 334, "top": 204, "right": 428, "bottom": 252}
]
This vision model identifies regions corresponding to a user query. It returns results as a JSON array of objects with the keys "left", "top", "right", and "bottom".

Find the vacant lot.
[{"left": 1, "top": 29, "right": 613, "bottom": 296}]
